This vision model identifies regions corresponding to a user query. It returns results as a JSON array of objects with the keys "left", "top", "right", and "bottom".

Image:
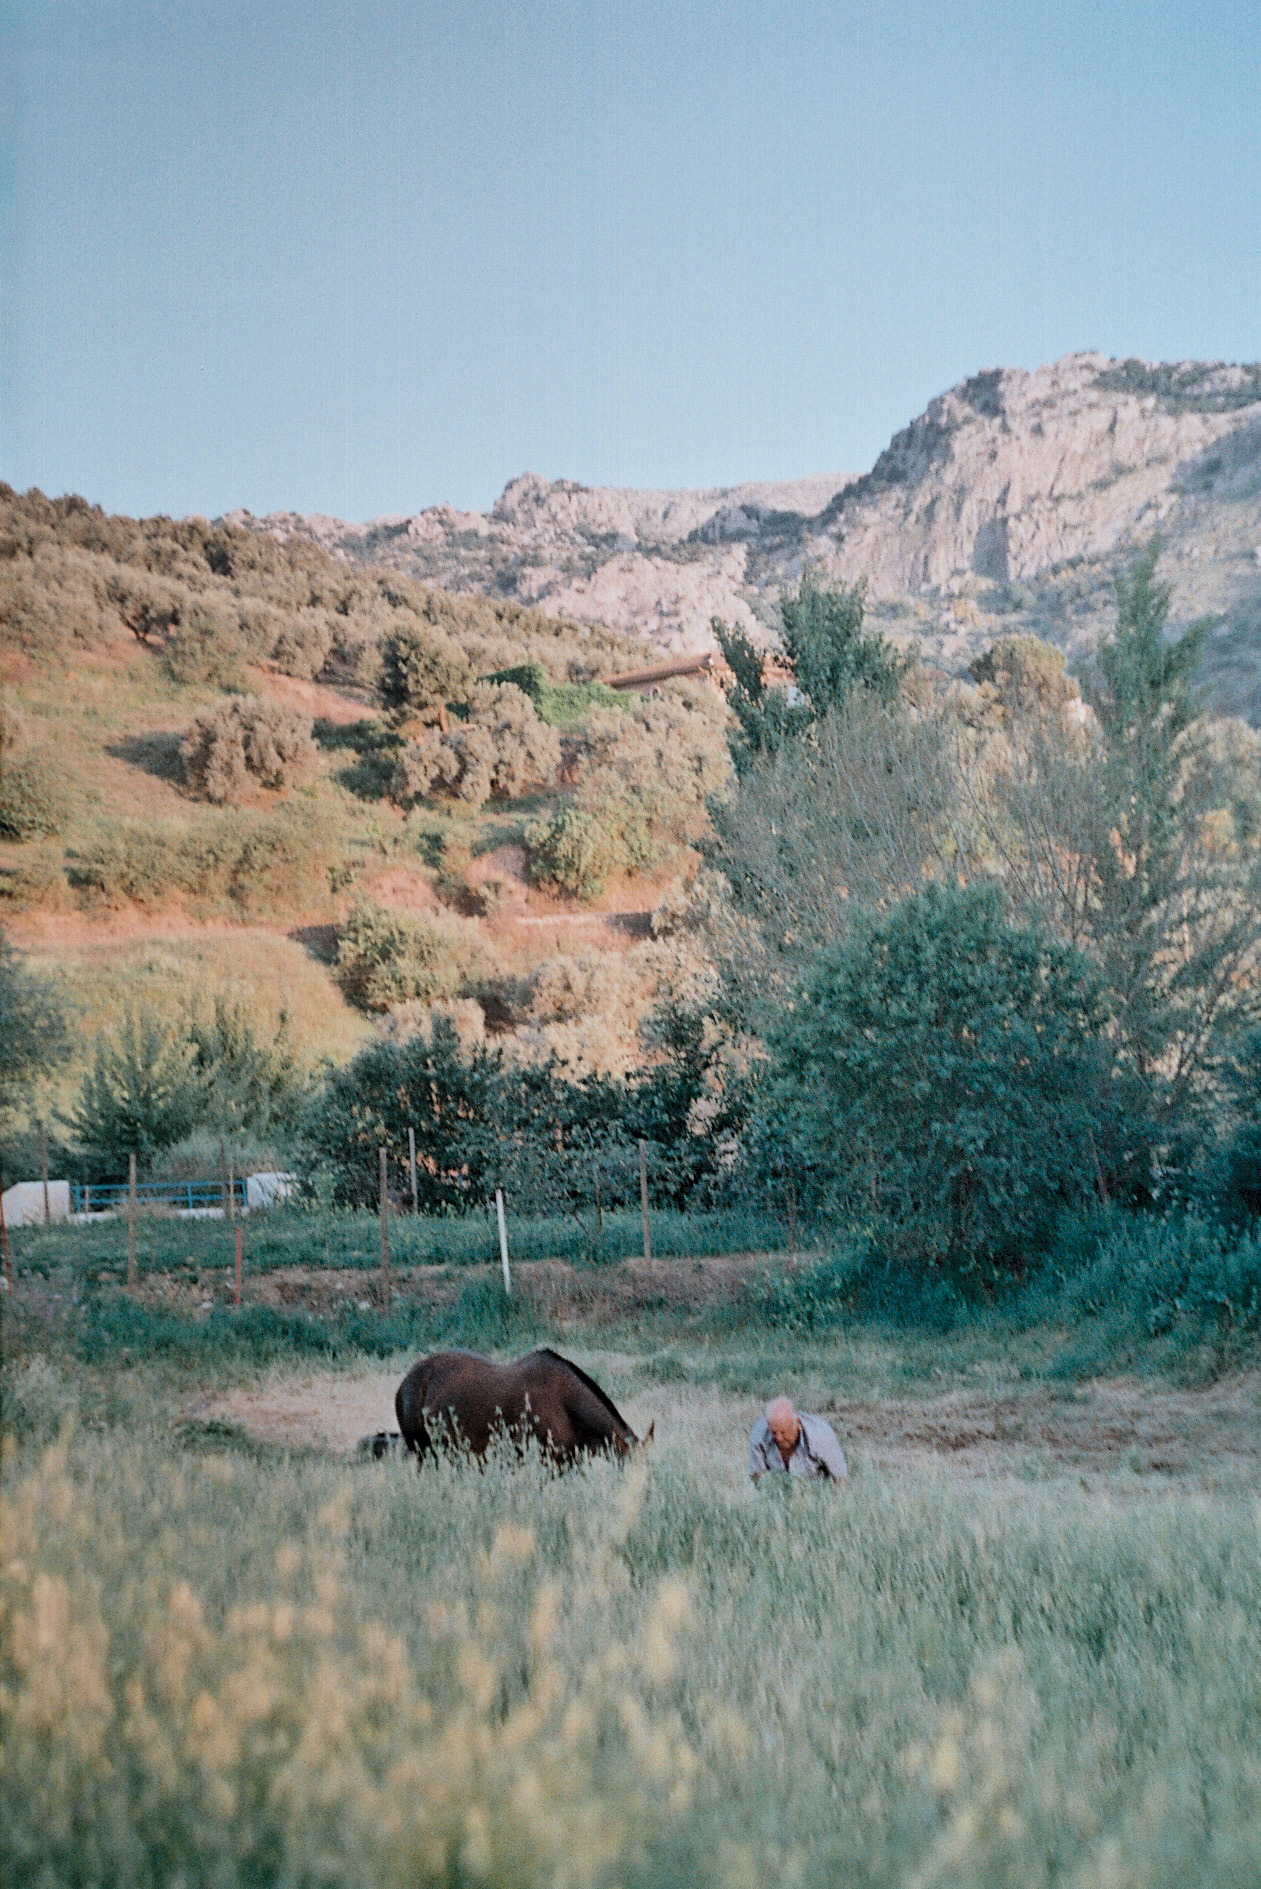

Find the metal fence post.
[{"left": 41, "top": 1123, "right": 50, "bottom": 1227}]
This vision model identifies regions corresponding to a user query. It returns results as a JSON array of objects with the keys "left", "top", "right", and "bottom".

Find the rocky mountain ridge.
[{"left": 228, "top": 352, "right": 1261, "bottom": 721}]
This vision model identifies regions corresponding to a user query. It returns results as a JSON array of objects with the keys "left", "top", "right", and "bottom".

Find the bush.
[
  {"left": 68, "top": 1009, "right": 205, "bottom": 1169},
  {"left": 482, "top": 662, "right": 624, "bottom": 728},
  {"left": 77, "top": 806, "right": 329, "bottom": 914},
  {"left": 181, "top": 697, "right": 315, "bottom": 803},
  {"left": 76, "top": 822, "right": 180, "bottom": 906},
  {"left": 1216, "top": 1027, "right": 1261, "bottom": 1225},
  {"left": 0, "top": 844, "right": 72, "bottom": 910},
  {"left": 1062, "top": 1212, "right": 1261, "bottom": 1345},
  {"left": 378, "top": 618, "right": 472, "bottom": 723},
  {"left": 271, "top": 605, "right": 334, "bottom": 680},
  {"left": 573, "top": 687, "right": 730, "bottom": 835},
  {"left": 524, "top": 801, "right": 652, "bottom": 900},
  {"left": 334, "top": 898, "right": 469, "bottom": 1013},
  {"left": 302, "top": 1016, "right": 503, "bottom": 1208},
  {"left": 163, "top": 601, "right": 247, "bottom": 689},
  {"left": 715, "top": 569, "right": 908, "bottom": 771},
  {"left": 392, "top": 683, "right": 561, "bottom": 811},
  {"left": 0, "top": 747, "right": 71, "bottom": 838},
  {"left": 759, "top": 880, "right": 1110, "bottom": 1277}
]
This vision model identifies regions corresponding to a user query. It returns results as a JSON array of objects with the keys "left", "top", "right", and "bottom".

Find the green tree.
[
  {"left": 713, "top": 570, "right": 909, "bottom": 773},
  {"left": 68, "top": 1011, "right": 205, "bottom": 1171},
  {"left": 301, "top": 1018, "right": 503, "bottom": 1209},
  {"left": 188, "top": 999, "right": 303, "bottom": 1133},
  {"left": 0, "top": 929, "right": 69, "bottom": 1141},
  {"left": 758, "top": 881, "right": 1108, "bottom": 1276},
  {"left": 1217, "top": 1027, "right": 1261, "bottom": 1225},
  {"left": 378, "top": 620, "right": 473, "bottom": 728}
]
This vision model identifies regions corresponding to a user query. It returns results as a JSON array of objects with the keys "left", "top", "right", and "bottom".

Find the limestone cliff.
[{"left": 227, "top": 353, "right": 1261, "bottom": 721}]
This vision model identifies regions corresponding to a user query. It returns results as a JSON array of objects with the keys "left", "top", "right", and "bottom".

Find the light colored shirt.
[{"left": 748, "top": 1412, "right": 848, "bottom": 1483}]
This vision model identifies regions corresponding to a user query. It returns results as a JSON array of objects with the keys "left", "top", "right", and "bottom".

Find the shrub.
[
  {"left": 524, "top": 687, "right": 727, "bottom": 899},
  {"left": 68, "top": 1008, "right": 205, "bottom": 1169},
  {"left": 378, "top": 619, "right": 472, "bottom": 723},
  {"left": 181, "top": 697, "right": 315, "bottom": 803},
  {"left": 302, "top": 1016, "right": 503, "bottom": 1207},
  {"left": 392, "top": 683, "right": 561, "bottom": 811},
  {"left": 482, "top": 662, "right": 624, "bottom": 728},
  {"left": 188, "top": 997, "right": 304, "bottom": 1133},
  {"left": 524, "top": 801, "right": 652, "bottom": 900},
  {"left": 76, "top": 822, "right": 181, "bottom": 906},
  {"left": 1062, "top": 1212, "right": 1261, "bottom": 1344},
  {"left": 0, "top": 747, "right": 71, "bottom": 838},
  {"left": 271, "top": 605, "right": 334, "bottom": 680},
  {"left": 0, "top": 929, "right": 69, "bottom": 1130},
  {"left": 1217, "top": 1027, "right": 1261, "bottom": 1225},
  {"left": 759, "top": 880, "right": 1110, "bottom": 1276},
  {"left": 714, "top": 569, "right": 908, "bottom": 771},
  {"left": 163, "top": 601, "right": 247, "bottom": 689},
  {"left": 334, "top": 898, "right": 469, "bottom": 1012},
  {"left": 0, "top": 845, "right": 72, "bottom": 910},
  {"left": 77, "top": 806, "right": 329, "bottom": 914},
  {"left": 572, "top": 687, "right": 730, "bottom": 836}
]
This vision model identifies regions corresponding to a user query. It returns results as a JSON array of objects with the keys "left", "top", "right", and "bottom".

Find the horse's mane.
[{"left": 533, "top": 1347, "right": 636, "bottom": 1439}]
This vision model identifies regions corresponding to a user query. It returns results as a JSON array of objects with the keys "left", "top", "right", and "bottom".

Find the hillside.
[
  {"left": 234, "top": 352, "right": 1261, "bottom": 723},
  {"left": 0, "top": 490, "right": 726, "bottom": 1129},
  {"left": 4, "top": 347, "right": 1259, "bottom": 1146}
]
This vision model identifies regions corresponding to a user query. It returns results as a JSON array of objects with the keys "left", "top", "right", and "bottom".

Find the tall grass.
[{"left": 4, "top": 1410, "right": 1260, "bottom": 1886}]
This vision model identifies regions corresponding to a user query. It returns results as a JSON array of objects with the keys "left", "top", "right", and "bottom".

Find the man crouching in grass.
[{"left": 749, "top": 1397, "right": 848, "bottom": 1486}]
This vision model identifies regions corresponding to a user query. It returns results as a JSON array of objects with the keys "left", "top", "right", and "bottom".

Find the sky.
[{"left": 2, "top": 0, "right": 1259, "bottom": 521}]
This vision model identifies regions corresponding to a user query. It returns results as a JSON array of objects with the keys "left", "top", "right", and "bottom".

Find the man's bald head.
[{"left": 765, "top": 1397, "right": 800, "bottom": 1454}]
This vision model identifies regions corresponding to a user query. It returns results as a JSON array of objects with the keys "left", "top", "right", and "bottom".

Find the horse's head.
[{"left": 612, "top": 1419, "right": 655, "bottom": 1460}]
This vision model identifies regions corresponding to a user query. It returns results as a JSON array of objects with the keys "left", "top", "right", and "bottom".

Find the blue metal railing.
[{"left": 71, "top": 1178, "right": 248, "bottom": 1215}]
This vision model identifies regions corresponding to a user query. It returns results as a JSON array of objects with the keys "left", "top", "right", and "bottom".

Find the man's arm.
[
  {"left": 804, "top": 1415, "right": 848, "bottom": 1484},
  {"left": 748, "top": 1417, "right": 773, "bottom": 1482}
]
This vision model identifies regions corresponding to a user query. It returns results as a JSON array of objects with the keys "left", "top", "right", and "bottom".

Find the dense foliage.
[
  {"left": 714, "top": 568, "right": 908, "bottom": 772},
  {"left": 300, "top": 1012, "right": 725, "bottom": 1219},
  {"left": 757, "top": 882, "right": 1109, "bottom": 1274},
  {"left": 67, "top": 1002, "right": 302, "bottom": 1176},
  {"left": 180, "top": 696, "right": 314, "bottom": 802}
]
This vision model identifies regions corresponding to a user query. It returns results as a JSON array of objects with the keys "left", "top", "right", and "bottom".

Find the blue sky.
[{"left": 3, "top": 1, "right": 1258, "bottom": 520}]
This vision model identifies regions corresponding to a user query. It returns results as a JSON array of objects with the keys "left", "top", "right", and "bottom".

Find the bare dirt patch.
[
  {"left": 189, "top": 1302, "right": 1261, "bottom": 1494},
  {"left": 822, "top": 1374, "right": 1261, "bottom": 1485}
]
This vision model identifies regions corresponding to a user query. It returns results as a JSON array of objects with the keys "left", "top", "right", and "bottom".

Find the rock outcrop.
[{"left": 227, "top": 353, "right": 1261, "bottom": 721}]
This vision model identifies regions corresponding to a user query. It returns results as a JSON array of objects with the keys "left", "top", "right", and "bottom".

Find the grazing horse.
[{"left": 394, "top": 1347, "right": 652, "bottom": 1467}]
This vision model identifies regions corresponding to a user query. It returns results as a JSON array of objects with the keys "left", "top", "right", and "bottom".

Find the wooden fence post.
[
  {"left": 379, "top": 1146, "right": 391, "bottom": 1313},
  {"left": 41, "top": 1123, "right": 50, "bottom": 1227},
  {"left": 127, "top": 1152, "right": 137, "bottom": 1290},
  {"left": 639, "top": 1140, "right": 652, "bottom": 1263},
  {"left": 235, "top": 1227, "right": 242, "bottom": 1309},
  {"left": 495, "top": 1188, "right": 511, "bottom": 1296},
  {"left": 219, "top": 1138, "right": 230, "bottom": 1218},
  {"left": 408, "top": 1126, "right": 418, "bottom": 1216},
  {"left": 1, "top": 1185, "right": 11, "bottom": 1293}
]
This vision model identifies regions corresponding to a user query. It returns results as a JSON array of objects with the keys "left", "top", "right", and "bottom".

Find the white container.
[
  {"left": 246, "top": 1171, "right": 298, "bottom": 1211},
  {"left": 2, "top": 1180, "right": 70, "bottom": 1226}
]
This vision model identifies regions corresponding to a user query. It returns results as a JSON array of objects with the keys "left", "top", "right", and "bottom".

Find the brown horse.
[{"left": 394, "top": 1347, "right": 652, "bottom": 1467}]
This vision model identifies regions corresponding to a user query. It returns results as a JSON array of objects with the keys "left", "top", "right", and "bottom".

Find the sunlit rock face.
[{"left": 228, "top": 352, "right": 1261, "bottom": 722}]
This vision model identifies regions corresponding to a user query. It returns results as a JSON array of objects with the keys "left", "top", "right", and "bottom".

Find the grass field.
[{"left": 5, "top": 1211, "right": 1261, "bottom": 1887}]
